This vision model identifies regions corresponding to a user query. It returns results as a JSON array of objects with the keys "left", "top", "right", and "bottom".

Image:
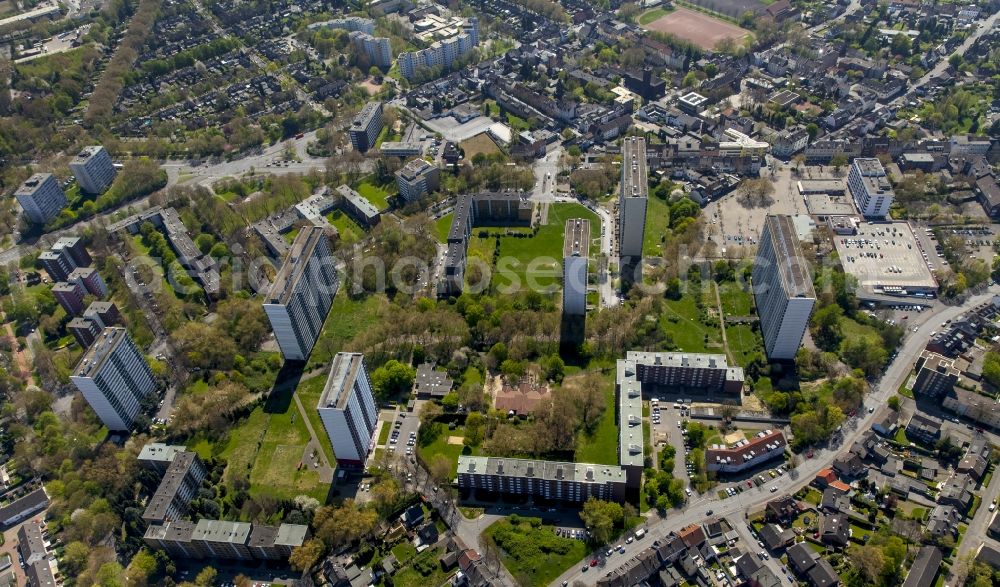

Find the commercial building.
[
  {"left": 67, "top": 317, "right": 102, "bottom": 347},
  {"left": 912, "top": 350, "right": 960, "bottom": 397},
  {"left": 457, "top": 456, "right": 627, "bottom": 503},
  {"left": 317, "top": 352, "right": 379, "bottom": 468},
  {"left": 848, "top": 158, "right": 894, "bottom": 218},
  {"left": 349, "top": 101, "right": 383, "bottom": 153},
  {"left": 718, "top": 128, "right": 770, "bottom": 157},
  {"left": 52, "top": 281, "right": 86, "bottom": 315},
  {"left": 752, "top": 215, "right": 816, "bottom": 360},
  {"left": 70, "top": 327, "right": 157, "bottom": 431},
  {"left": 706, "top": 429, "right": 787, "bottom": 473},
  {"left": 396, "top": 158, "right": 440, "bottom": 203},
  {"left": 68, "top": 266, "right": 107, "bottom": 297},
  {"left": 379, "top": 142, "right": 424, "bottom": 158},
  {"left": 618, "top": 136, "right": 648, "bottom": 259},
  {"left": 833, "top": 221, "right": 938, "bottom": 299},
  {"left": 263, "top": 227, "right": 338, "bottom": 361},
  {"left": 562, "top": 218, "right": 590, "bottom": 316},
  {"left": 349, "top": 31, "right": 392, "bottom": 69},
  {"left": 142, "top": 451, "right": 207, "bottom": 523},
  {"left": 15, "top": 173, "right": 67, "bottom": 224},
  {"left": 69, "top": 146, "right": 116, "bottom": 195}
]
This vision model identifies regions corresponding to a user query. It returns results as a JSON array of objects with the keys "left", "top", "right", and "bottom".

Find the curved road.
[{"left": 552, "top": 285, "right": 1000, "bottom": 586}]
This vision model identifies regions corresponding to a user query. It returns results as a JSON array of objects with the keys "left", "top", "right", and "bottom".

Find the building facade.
[
  {"left": 618, "top": 137, "right": 648, "bottom": 259},
  {"left": 15, "top": 173, "right": 67, "bottom": 224},
  {"left": 457, "top": 455, "right": 627, "bottom": 503},
  {"left": 349, "top": 31, "right": 392, "bottom": 68},
  {"left": 848, "top": 158, "right": 894, "bottom": 217},
  {"left": 562, "top": 219, "right": 591, "bottom": 316},
  {"left": 397, "top": 21, "right": 477, "bottom": 81},
  {"left": 52, "top": 281, "right": 86, "bottom": 315},
  {"left": 263, "top": 227, "right": 338, "bottom": 361},
  {"left": 70, "top": 327, "right": 157, "bottom": 431},
  {"left": 396, "top": 158, "right": 440, "bottom": 202},
  {"left": 349, "top": 101, "right": 384, "bottom": 153},
  {"left": 68, "top": 266, "right": 107, "bottom": 297},
  {"left": 753, "top": 215, "right": 816, "bottom": 360},
  {"left": 69, "top": 146, "right": 117, "bottom": 195},
  {"left": 317, "top": 353, "right": 379, "bottom": 468},
  {"left": 912, "top": 350, "right": 960, "bottom": 397}
]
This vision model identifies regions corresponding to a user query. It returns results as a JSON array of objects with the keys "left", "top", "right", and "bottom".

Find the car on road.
[
  {"left": 706, "top": 510, "right": 713, "bottom": 516},
  {"left": 590, "top": 559, "right": 598, "bottom": 567}
]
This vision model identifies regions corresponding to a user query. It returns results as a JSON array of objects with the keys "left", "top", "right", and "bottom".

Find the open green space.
[
  {"left": 392, "top": 547, "right": 451, "bottom": 587},
  {"left": 354, "top": 177, "right": 393, "bottom": 211},
  {"left": 725, "top": 324, "right": 763, "bottom": 368},
  {"left": 643, "top": 196, "right": 671, "bottom": 257},
  {"left": 574, "top": 374, "right": 620, "bottom": 466},
  {"left": 659, "top": 294, "right": 721, "bottom": 353},
  {"left": 719, "top": 284, "right": 753, "bottom": 316},
  {"left": 295, "top": 375, "right": 338, "bottom": 465},
  {"left": 433, "top": 212, "right": 454, "bottom": 243},
  {"left": 483, "top": 517, "right": 589, "bottom": 586},
  {"left": 473, "top": 203, "right": 600, "bottom": 293},
  {"left": 326, "top": 210, "right": 365, "bottom": 245},
  {"left": 638, "top": 6, "right": 673, "bottom": 25},
  {"left": 306, "top": 291, "right": 385, "bottom": 370},
  {"left": 378, "top": 421, "right": 391, "bottom": 445},
  {"left": 417, "top": 424, "right": 474, "bottom": 477}
]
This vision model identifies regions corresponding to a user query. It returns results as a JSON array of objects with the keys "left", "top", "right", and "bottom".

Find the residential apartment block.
[
  {"left": 349, "top": 31, "right": 392, "bottom": 68},
  {"left": 752, "top": 215, "right": 816, "bottom": 360},
  {"left": 69, "top": 145, "right": 116, "bottom": 195},
  {"left": 848, "top": 158, "right": 894, "bottom": 218},
  {"left": 317, "top": 352, "right": 379, "bottom": 468},
  {"left": 349, "top": 101, "right": 383, "bottom": 153},
  {"left": 263, "top": 227, "right": 338, "bottom": 361},
  {"left": 706, "top": 429, "right": 787, "bottom": 473},
  {"left": 52, "top": 281, "right": 86, "bottom": 315},
  {"left": 618, "top": 136, "right": 648, "bottom": 259},
  {"left": 142, "top": 451, "right": 207, "bottom": 523},
  {"left": 15, "top": 173, "right": 67, "bottom": 224},
  {"left": 144, "top": 521, "right": 307, "bottom": 561},
  {"left": 396, "top": 158, "right": 440, "bottom": 203},
  {"left": 912, "top": 350, "right": 960, "bottom": 397},
  {"left": 457, "top": 456, "right": 627, "bottom": 503},
  {"left": 562, "top": 218, "right": 590, "bottom": 316},
  {"left": 70, "top": 327, "right": 157, "bottom": 431},
  {"left": 68, "top": 266, "right": 107, "bottom": 298}
]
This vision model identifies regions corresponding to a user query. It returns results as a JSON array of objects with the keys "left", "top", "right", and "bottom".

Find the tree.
[
  {"left": 370, "top": 478, "right": 400, "bottom": 516},
  {"left": 848, "top": 544, "right": 885, "bottom": 585},
  {"left": 682, "top": 71, "right": 698, "bottom": 87},
  {"left": 126, "top": 549, "right": 158, "bottom": 587},
  {"left": 170, "top": 322, "right": 238, "bottom": 370},
  {"left": 195, "top": 566, "right": 218, "bottom": 587},
  {"left": 888, "top": 396, "right": 901, "bottom": 411},
  {"left": 289, "top": 538, "right": 325, "bottom": 572},
  {"left": 313, "top": 501, "right": 378, "bottom": 548},
  {"left": 371, "top": 360, "right": 416, "bottom": 401},
  {"left": 579, "top": 498, "right": 624, "bottom": 544},
  {"left": 428, "top": 454, "right": 452, "bottom": 485}
]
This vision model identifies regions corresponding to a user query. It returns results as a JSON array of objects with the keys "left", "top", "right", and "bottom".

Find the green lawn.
[
  {"left": 638, "top": 6, "right": 673, "bottom": 26},
  {"left": 306, "top": 291, "right": 385, "bottom": 370},
  {"left": 726, "top": 324, "right": 764, "bottom": 368},
  {"left": 418, "top": 424, "right": 470, "bottom": 477},
  {"left": 378, "top": 421, "right": 391, "bottom": 445},
  {"left": 482, "top": 518, "right": 590, "bottom": 586},
  {"left": 326, "top": 210, "right": 365, "bottom": 245},
  {"left": 719, "top": 284, "right": 753, "bottom": 316},
  {"left": 433, "top": 212, "right": 454, "bottom": 243},
  {"left": 392, "top": 547, "right": 452, "bottom": 587},
  {"left": 295, "top": 375, "right": 338, "bottom": 465},
  {"left": 643, "top": 196, "right": 671, "bottom": 257},
  {"left": 659, "top": 294, "right": 721, "bottom": 353},
  {"left": 475, "top": 203, "right": 600, "bottom": 294},
  {"left": 391, "top": 541, "right": 418, "bottom": 564},
  {"left": 354, "top": 177, "right": 393, "bottom": 211},
  {"left": 574, "top": 376, "right": 620, "bottom": 465}
]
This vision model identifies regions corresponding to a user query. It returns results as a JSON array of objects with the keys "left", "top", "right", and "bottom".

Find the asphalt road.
[{"left": 553, "top": 285, "right": 1000, "bottom": 586}]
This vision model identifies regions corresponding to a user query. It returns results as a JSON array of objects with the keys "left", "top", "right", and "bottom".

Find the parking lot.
[
  {"left": 833, "top": 221, "right": 938, "bottom": 298},
  {"left": 359, "top": 405, "right": 422, "bottom": 501},
  {"left": 649, "top": 399, "right": 694, "bottom": 492}
]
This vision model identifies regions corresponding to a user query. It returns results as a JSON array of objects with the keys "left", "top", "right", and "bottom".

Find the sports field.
[{"left": 640, "top": 7, "right": 752, "bottom": 51}]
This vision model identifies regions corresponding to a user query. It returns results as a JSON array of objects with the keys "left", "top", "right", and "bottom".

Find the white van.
[{"left": 635, "top": 528, "right": 646, "bottom": 539}]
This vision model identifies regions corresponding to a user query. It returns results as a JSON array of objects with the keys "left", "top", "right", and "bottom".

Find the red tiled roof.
[{"left": 706, "top": 430, "right": 786, "bottom": 466}]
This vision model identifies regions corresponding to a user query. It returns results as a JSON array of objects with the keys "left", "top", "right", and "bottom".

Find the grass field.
[
  {"left": 483, "top": 518, "right": 589, "bottom": 586},
  {"left": 355, "top": 177, "right": 393, "bottom": 211},
  {"left": 418, "top": 424, "right": 473, "bottom": 477},
  {"left": 433, "top": 212, "right": 454, "bottom": 243},
  {"left": 725, "top": 324, "right": 763, "bottom": 368},
  {"left": 574, "top": 374, "right": 620, "bottom": 465},
  {"left": 478, "top": 203, "right": 600, "bottom": 293},
  {"left": 719, "top": 284, "right": 753, "bottom": 316},
  {"left": 326, "top": 210, "right": 365, "bottom": 245},
  {"left": 659, "top": 294, "right": 721, "bottom": 353},
  {"left": 306, "top": 291, "right": 386, "bottom": 370},
  {"left": 460, "top": 133, "right": 502, "bottom": 160},
  {"left": 295, "top": 375, "right": 338, "bottom": 464},
  {"left": 643, "top": 196, "right": 671, "bottom": 257},
  {"left": 638, "top": 6, "right": 673, "bottom": 25},
  {"left": 392, "top": 547, "right": 451, "bottom": 587}
]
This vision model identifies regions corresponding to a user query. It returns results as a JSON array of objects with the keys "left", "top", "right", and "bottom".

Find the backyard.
[
  {"left": 327, "top": 210, "right": 365, "bottom": 246},
  {"left": 643, "top": 196, "right": 671, "bottom": 257},
  {"left": 482, "top": 517, "right": 589, "bottom": 586},
  {"left": 574, "top": 378, "right": 620, "bottom": 466}
]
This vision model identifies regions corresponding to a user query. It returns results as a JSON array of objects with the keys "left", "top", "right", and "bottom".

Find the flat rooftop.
[
  {"left": 763, "top": 215, "right": 816, "bottom": 299},
  {"left": 457, "top": 455, "right": 626, "bottom": 485},
  {"left": 15, "top": 173, "right": 54, "bottom": 197},
  {"left": 621, "top": 136, "right": 647, "bottom": 200},
  {"left": 563, "top": 218, "right": 591, "bottom": 258},
  {"left": 351, "top": 102, "right": 381, "bottom": 130},
  {"left": 73, "top": 327, "right": 127, "bottom": 378},
  {"left": 72, "top": 146, "right": 104, "bottom": 163},
  {"left": 264, "top": 226, "right": 327, "bottom": 305},
  {"left": 138, "top": 443, "right": 186, "bottom": 463},
  {"left": 398, "top": 158, "right": 434, "bottom": 181},
  {"left": 833, "top": 221, "right": 938, "bottom": 294},
  {"left": 617, "top": 359, "right": 645, "bottom": 468},
  {"left": 797, "top": 179, "right": 846, "bottom": 195},
  {"left": 191, "top": 519, "right": 252, "bottom": 544},
  {"left": 336, "top": 184, "right": 380, "bottom": 218},
  {"left": 318, "top": 352, "right": 365, "bottom": 411}
]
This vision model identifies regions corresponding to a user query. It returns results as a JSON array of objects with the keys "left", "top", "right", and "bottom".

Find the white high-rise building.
[
  {"left": 618, "top": 136, "right": 648, "bottom": 259},
  {"left": 70, "top": 327, "right": 157, "bottom": 431},
  {"left": 317, "top": 352, "right": 379, "bottom": 468},
  {"left": 15, "top": 173, "right": 67, "bottom": 224},
  {"left": 349, "top": 31, "right": 392, "bottom": 69},
  {"left": 752, "top": 215, "right": 816, "bottom": 361},
  {"left": 848, "top": 158, "right": 894, "bottom": 218},
  {"left": 263, "top": 227, "right": 338, "bottom": 361},
  {"left": 69, "top": 146, "right": 117, "bottom": 195},
  {"left": 397, "top": 31, "right": 477, "bottom": 80},
  {"left": 563, "top": 218, "right": 590, "bottom": 316}
]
